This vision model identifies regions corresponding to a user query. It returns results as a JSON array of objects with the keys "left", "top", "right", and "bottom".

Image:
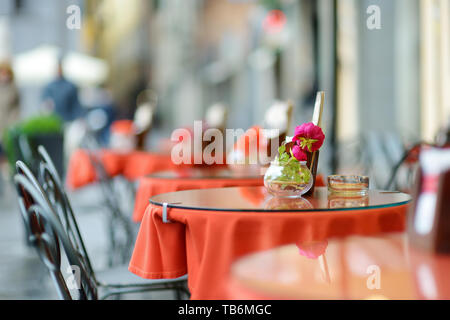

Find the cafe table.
[
  {"left": 128, "top": 187, "right": 411, "bottom": 299},
  {"left": 227, "top": 232, "right": 450, "bottom": 300},
  {"left": 132, "top": 167, "right": 265, "bottom": 222}
]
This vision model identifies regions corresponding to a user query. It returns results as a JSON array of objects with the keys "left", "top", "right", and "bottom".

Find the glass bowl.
[
  {"left": 264, "top": 161, "right": 313, "bottom": 198},
  {"left": 327, "top": 175, "right": 369, "bottom": 196}
]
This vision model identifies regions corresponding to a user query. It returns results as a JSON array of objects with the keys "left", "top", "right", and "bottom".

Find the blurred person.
[
  {"left": 81, "top": 84, "right": 117, "bottom": 146},
  {"left": 0, "top": 62, "right": 19, "bottom": 194},
  {"left": 0, "top": 62, "right": 20, "bottom": 133},
  {"left": 0, "top": 61, "right": 20, "bottom": 151},
  {"left": 41, "top": 59, "right": 84, "bottom": 122},
  {"left": 436, "top": 118, "right": 450, "bottom": 147}
]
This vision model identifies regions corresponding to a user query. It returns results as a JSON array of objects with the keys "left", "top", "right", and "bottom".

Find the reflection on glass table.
[
  {"left": 264, "top": 197, "right": 313, "bottom": 210},
  {"left": 229, "top": 233, "right": 450, "bottom": 299},
  {"left": 327, "top": 193, "right": 369, "bottom": 208}
]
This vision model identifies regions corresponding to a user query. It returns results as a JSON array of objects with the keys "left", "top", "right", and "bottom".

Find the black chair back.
[
  {"left": 14, "top": 161, "right": 98, "bottom": 300},
  {"left": 37, "top": 146, "right": 95, "bottom": 279}
]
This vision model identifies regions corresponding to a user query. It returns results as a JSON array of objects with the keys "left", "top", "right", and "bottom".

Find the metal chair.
[
  {"left": 36, "top": 146, "right": 96, "bottom": 278},
  {"left": 384, "top": 142, "right": 427, "bottom": 191},
  {"left": 14, "top": 160, "right": 189, "bottom": 300},
  {"left": 14, "top": 171, "right": 97, "bottom": 299},
  {"left": 79, "top": 134, "right": 136, "bottom": 266}
]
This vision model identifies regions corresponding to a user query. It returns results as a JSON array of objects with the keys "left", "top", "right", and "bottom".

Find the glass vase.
[{"left": 264, "top": 161, "right": 313, "bottom": 198}]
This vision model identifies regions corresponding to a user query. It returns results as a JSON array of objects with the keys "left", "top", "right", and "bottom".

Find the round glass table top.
[
  {"left": 150, "top": 186, "right": 411, "bottom": 212},
  {"left": 147, "top": 167, "right": 264, "bottom": 180}
]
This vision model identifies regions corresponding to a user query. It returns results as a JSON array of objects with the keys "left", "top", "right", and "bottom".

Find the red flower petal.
[
  {"left": 292, "top": 122, "right": 325, "bottom": 152},
  {"left": 292, "top": 145, "right": 307, "bottom": 161}
]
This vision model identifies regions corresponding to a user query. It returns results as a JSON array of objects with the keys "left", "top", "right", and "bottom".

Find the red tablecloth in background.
[
  {"left": 132, "top": 177, "right": 264, "bottom": 222},
  {"left": 128, "top": 202, "right": 408, "bottom": 299},
  {"left": 66, "top": 149, "right": 177, "bottom": 189},
  {"left": 66, "top": 148, "right": 326, "bottom": 191},
  {"left": 122, "top": 152, "right": 178, "bottom": 180}
]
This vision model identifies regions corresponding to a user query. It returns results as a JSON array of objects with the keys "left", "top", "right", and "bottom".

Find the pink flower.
[
  {"left": 292, "top": 122, "right": 325, "bottom": 153},
  {"left": 292, "top": 144, "right": 307, "bottom": 161}
]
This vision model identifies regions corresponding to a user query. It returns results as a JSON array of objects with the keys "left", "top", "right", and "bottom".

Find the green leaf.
[{"left": 278, "top": 144, "right": 286, "bottom": 155}]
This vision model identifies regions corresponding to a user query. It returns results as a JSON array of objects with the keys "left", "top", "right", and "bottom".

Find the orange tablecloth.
[
  {"left": 128, "top": 202, "right": 408, "bottom": 299},
  {"left": 132, "top": 177, "right": 264, "bottom": 222},
  {"left": 66, "top": 149, "right": 178, "bottom": 189},
  {"left": 122, "top": 152, "right": 178, "bottom": 180},
  {"left": 66, "top": 148, "right": 326, "bottom": 191}
]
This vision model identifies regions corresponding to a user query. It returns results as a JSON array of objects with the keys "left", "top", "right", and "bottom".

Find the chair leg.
[
  {"left": 174, "top": 288, "right": 182, "bottom": 300},
  {"left": 106, "top": 214, "right": 116, "bottom": 267},
  {"left": 183, "top": 287, "right": 191, "bottom": 300},
  {"left": 176, "top": 283, "right": 190, "bottom": 300}
]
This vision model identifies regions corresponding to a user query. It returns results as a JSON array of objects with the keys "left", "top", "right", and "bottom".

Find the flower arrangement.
[
  {"left": 276, "top": 121, "right": 325, "bottom": 170},
  {"left": 264, "top": 122, "right": 325, "bottom": 197},
  {"left": 292, "top": 122, "right": 325, "bottom": 159},
  {"left": 272, "top": 143, "right": 310, "bottom": 185}
]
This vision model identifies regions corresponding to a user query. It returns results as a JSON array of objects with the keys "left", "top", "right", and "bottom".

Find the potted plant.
[{"left": 3, "top": 114, "right": 64, "bottom": 175}]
